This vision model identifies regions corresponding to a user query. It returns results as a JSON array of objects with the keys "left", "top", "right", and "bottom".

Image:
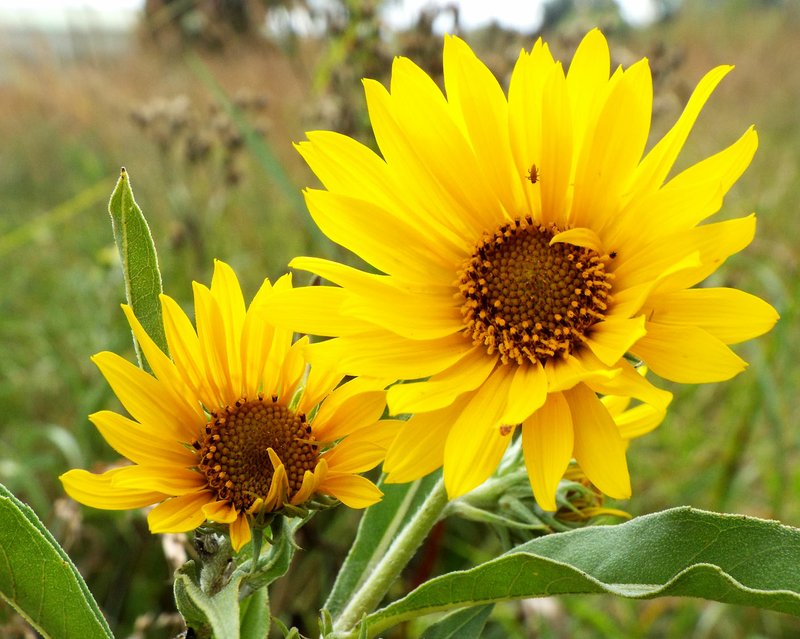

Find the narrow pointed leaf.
[
  {"left": 0, "top": 482, "right": 113, "bottom": 639},
  {"left": 107, "top": 168, "right": 166, "bottom": 366},
  {"left": 365, "top": 507, "right": 800, "bottom": 636}
]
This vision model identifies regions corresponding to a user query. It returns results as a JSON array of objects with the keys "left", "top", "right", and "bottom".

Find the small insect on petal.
[{"left": 527, "top": 163, "right": 540, "bottom": 184}]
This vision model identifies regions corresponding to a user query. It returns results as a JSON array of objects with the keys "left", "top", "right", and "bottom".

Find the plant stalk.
[{"left": 332, "top": 477, "right": 449, "bottom": 635}]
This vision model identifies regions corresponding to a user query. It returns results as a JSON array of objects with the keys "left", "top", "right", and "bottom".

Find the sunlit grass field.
[{"left": 1, "top": 2, "right": 799, "bottom": 637}]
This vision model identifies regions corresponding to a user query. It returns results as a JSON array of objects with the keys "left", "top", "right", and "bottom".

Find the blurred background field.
[{"left": 1, "top": 0, "right": 799, "bottom": 637}]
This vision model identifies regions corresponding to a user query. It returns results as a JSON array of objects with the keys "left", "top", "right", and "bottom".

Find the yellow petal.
[
  {"left": 443, "top": 35, "right": 525, "bottom": 216},
  {"left": 192, "top": 282, "right": 235, "bottom": 403},
  {"left": 508, "top": 40, "right": 555, "bottom": 216},
  {"left": 263, "top": 449, "right": 289, "bottom": 511},
  {"left": 615, "top": 215, "right": 756, "bottom": 292},
  {"left": 566, "top": 383, "right": 630, "bottom": 500},
  {"left": 584, "top": 316, "right": 647, "bottom": 367},
  {"left": 297, "top": 131, "right": 466, "bottom": 253},
  {"left": 297, "top": 362, "right": 345, "bottom": 416},
  {"left": 566, "top": 29, "right": 610, "bottom": 150},
  {"left": 346, "top": 419, "right": 405, "bottom": 450},
  {"left": 601, "top": 394, "right": 631, "bottom": 416},
  {"left": 521, "top": 392, "right": 574, "bottom": 511},
  {"left": 91, "top": 351, "right": 195, "bottom": 439},
  {"left": 615, "top": 403, "right": 666, "bottom": 440},
  {"left": 60, "top": 467, "right": 166, "bottom": 510},
  {"left": 383, "top": 398, "right": 467, "bottom": 483},
  {"left": 305, "top": 330, "right": 475, "bottom": 380},
  {"left": 275, "top": 336, "right": 307, "bottom": 401},
  {"left": 538, "top": 61, "right": 573, "bottom": 227},
  {"left": 572, "top": 59, "right": 652, "bottom": 230},
  {"left": 585, "top": 358, "right": 672, "bottom": 412},
  {"left": 210, "top": 260, "right": 246, "bottom": 396},
  {"left": 544, "top": 354, "right": 619, "bottom": 393},
  {"left": 500, "top": 360, "right": 547, "bottom": 425},
  {"left": 630, "top": 65, "right": 733, "bottom": 199},
  {"left": 318, "top": 472, "right": 382, "bottom": 508},
  {"left": 261, "top": 319, "right": 295, "bottom": 398},
  {"left": 160, "top": 294, "right": 217, "bottom": 409},
  {"left": 229, "top": 514, "right": 252, "bottom": 552},
  {"left": 147, "top": 490, "right": 213, "bottom": 533},
  {"left": 202, "top": 499, "right": 239, "bottom": 524},
  {"left": 260, "top": 284, "right": 367, "bottom": 338},
  {"left": 121, "top": 304, "right": 204, "bottom": 426},
  {"left": 364, "top": 73, "right": 487, "bottom": 242},
  {"left": 343, "top": 286, "right": 463, "bottom": 341},
  {"left": 312, "top": 377, "right": 388, "bottom": 442},
  {"left": 303, "top": 189, "right": 461, "bottom": 281},
  {"left": 387, "top": 346, "right": 495, "bottom": 415},
  {"left": 388, "top": 54, "right": 500, "bottom": 236},
  {"left": 241, "top": 277, "right": 277, "bottom": 399},
  {"left": 442, "top": 367, "right": 514, "bottom": 498},
  {"left": 110, "top": 464, "right": 206, "bottom": 495},
  {"left": 322, "top": 438, "right": 385, "bottom": 475},
  {"left": 550, "top": 227, "right": 605, "bottom": 254},
  {"left": 611, "top": 126, "right": 758, "bottom": 247},
  {"left": 89, "top": 410, "right": 197, "bottom": 466},
  {"left": 631, "top": 322, "right": 747, "bottom": 383},
  {"left": 645, "top": 287, "right": 778, "bottom": 345},
  {"left": 290, "top": 458, "right": 327, "bottom": 506}
]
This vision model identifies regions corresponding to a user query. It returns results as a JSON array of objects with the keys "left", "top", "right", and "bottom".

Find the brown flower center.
[
  {"left": 193, "top": 395, "right": 318, "bottom": 512},
  {"left": 458, "top": 217, "right": 613, "bottom": 366}
]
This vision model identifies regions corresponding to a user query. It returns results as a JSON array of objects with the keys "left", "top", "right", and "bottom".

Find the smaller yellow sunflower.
[{"left": 60, "top": 260, "right": 398, "bottom": 551}]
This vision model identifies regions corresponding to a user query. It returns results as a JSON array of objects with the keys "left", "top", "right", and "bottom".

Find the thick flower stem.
[{"left": 333, "top": 477, "right": 449, "bottom": 635}]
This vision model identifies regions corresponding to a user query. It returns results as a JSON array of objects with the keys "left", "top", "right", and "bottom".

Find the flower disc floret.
[
  {"left": 195, "top": 395, "right": 318, "bottom": 511},
  {"left": 459, "top": 218, "right": 612, "bottom": 366}
]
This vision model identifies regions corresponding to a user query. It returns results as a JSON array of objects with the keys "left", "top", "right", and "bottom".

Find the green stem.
[{"left": 333, "top": 477, "right": 449, "bottom": 635}]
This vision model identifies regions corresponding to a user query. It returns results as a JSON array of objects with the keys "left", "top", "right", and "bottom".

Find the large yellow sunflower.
[
  {"left": 61, "top": 260, "right": 398, "bottom": 551},
  {"left": 266, "top": 30, "right": 778, "bottom": 510}
]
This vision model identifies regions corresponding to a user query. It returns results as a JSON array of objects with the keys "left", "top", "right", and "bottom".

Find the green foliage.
[
  {"left": 363, "top": 507, "right": 800, "bottom": 636},
  {"left": 174, "top": 565, "right": 244, "bottom": 639},
  {"left": 419, "top": 605, "right": 493, "bottom": 639},
  {"left": 175, "top": 518, "right": 307, "bottom": 638},
  {"left": 239, "top": 588, "right": 270, "bottom": 639},
  {"left": 324, "top": 473, "right": 444, "bottom": 620},
  {"left": 0, "top": 482, "right": 112, "bottom": 639},
  {"left": 107, "top": 168, "right": 166, "bottom": 364}
]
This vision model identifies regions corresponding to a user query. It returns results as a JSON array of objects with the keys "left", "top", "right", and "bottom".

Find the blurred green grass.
[{"left": 1, "top": 2, "right": 800, "bottom": 637}]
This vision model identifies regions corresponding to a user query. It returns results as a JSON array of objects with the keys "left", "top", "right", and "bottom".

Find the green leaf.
[
  {"left": 239, "top": 515, "right": 308, "bottom": 598},
  {"left": 107, "top": 167, "right": 166, "bottom": 366},
  {"left": 364, "top": 507, "right": 800, "bottom": 636},
  {"left": 323, "top": 472, "right": 443, "bottom": 620},
  {"left": 240, "top": 587, "right": 270, "bottom": 639},
  {"left": 0, "top": 482, "right": 113, "bottom": 639},
  {"left": 174, "top": 563, "right": 243, "bottom": 639},
  {"left": 419, "top": 605, "right": 493, "bottom": 639}
]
